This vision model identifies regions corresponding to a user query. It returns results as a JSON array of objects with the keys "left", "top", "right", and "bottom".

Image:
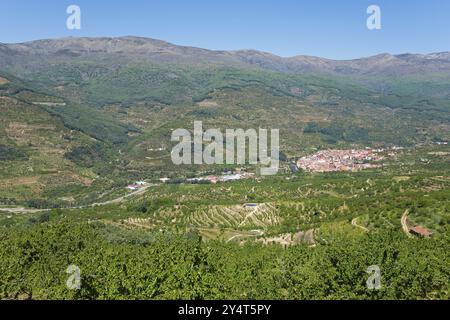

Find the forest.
[{"left": 0, "top": 221, "right": 448, "bottom": 300}]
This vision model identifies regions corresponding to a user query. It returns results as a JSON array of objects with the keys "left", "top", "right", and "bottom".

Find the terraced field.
[
  {"left": 186, "top": 203, "right": 280, "bottom": 229},
  {"left": 123, "top": 217, "right": 155, "bottom": 229},
  {"left": 257, "top": 229, "right": 316, "bottom": 246}
]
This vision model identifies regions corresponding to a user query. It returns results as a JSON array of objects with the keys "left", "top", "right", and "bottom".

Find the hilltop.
[{"left": 2, "top": 36, "right": 450, "bottom": 77}]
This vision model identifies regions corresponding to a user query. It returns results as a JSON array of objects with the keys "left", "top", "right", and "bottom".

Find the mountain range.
[{"left": 2, "top": 36, "right": 450, "bottom": 78}]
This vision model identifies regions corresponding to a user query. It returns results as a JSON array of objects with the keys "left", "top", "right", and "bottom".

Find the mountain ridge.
[
  {"left": 2, "top": 35, "right": 449, "bottom": 61},
  {"left": 1, "top": 36, "right": 450, "bottom": 77}
]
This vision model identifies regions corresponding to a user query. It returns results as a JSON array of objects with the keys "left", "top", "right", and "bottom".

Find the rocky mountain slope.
[{"left": 1, "top": 36, "right": 450, "bottom": 76}]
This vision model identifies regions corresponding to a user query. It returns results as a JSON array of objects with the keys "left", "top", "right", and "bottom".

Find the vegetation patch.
[{"left": 0, "top": 145, "right": 28, "bottom": 161}]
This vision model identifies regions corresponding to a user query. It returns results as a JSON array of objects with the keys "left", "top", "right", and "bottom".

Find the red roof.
[{"left": 409, "top": 226, "right": 433, "bottom": 237}]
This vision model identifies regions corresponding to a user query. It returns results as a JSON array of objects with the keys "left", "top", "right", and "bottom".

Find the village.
[
  {"left": 296, "top": 148, "right": 384, "bottom": 173},
  {"left": 126, "top": 147, "right": 392, "bottom": 190}
]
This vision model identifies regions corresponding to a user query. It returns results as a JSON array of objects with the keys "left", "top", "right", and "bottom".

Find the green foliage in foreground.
[{"left": 0, "top": 221, "right": 448, "bottom": 300}]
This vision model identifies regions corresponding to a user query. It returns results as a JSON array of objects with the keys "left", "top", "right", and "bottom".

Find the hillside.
[
  {"left": 2, "top": 36, "right": 450, "bottom": 97},
  {"left": 1, "top": 144, "right": 449, "bottom": 299},
  {"left": 0, "top": 37, "right": 449, "bottom": 206},
  {"left": 0, "top": 37, "right": 449, "bottom": 300}
]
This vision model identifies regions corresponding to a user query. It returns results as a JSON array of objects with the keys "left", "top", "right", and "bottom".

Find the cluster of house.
[
  {"left": 297, "top": 149, "right": 383, "bottom": 173},
  {"left": 126, "top": 181, "right": 148, "bottom": 191},
  {"left": 221, "top": 172, "right": 255, "bottom": 182},
  {"left": 158, "top": 172, "right": 255, "bottom": 185},
  {"left": 186, "top": 176, "right": 220, "bottom": 184}
]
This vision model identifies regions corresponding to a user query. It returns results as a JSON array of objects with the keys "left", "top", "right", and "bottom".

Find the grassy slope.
[
  {"left": 1, "top": 62, "right": 450, "bottom": 203},
  {"left": 0, "top": 145, "right": 448, "bottom": 300}
]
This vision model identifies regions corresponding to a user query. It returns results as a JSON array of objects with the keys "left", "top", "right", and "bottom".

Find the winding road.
[
  {"left": 0, "top": 184, "right": 155, "bottom": 215},
  {"left": 401, "top": 209, "right": 413, "bottom": 238},
  {"left": 351, "top": 217, "right": 369, "bottom": 232}
]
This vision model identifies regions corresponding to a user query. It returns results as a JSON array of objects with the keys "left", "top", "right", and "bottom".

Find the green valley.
[{"left": 0, "top": 37, "right": 448, "bottom": 300}]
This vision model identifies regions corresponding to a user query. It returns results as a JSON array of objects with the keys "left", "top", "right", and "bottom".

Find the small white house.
[{"left": 220, "top": 174, "right": 242, "bottom": 182}]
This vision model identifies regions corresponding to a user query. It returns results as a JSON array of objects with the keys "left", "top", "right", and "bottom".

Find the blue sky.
[{"left": 1, "top": 0, "right": 449, "bottom": 59}]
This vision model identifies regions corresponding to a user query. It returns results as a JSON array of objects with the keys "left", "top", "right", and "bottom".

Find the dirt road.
[
  {"left": 401, "top": 209, "right": 413, "bottom": 238},
  {"left": 351, "top": 217, "right": 369, "bottom": 232},
  {"left": 0, "top": 207, "right": 50, "bottom": 214},
  {"left": 0, "top": 184, "right": 155, "bottom": 214},
  {"left": 89, "top": 184, "right": 153, "bottom": 207}
]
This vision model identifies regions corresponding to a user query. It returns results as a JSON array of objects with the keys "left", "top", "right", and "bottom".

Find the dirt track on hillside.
[
  {"left": 351, "top": 217, "right": 369, "bottom": 232},
  {"left": 0, "top": 184, "right": 155, "bottom": 214},
  {"left": 401, "top": 209, "right": 413, "bottom": 238}
]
